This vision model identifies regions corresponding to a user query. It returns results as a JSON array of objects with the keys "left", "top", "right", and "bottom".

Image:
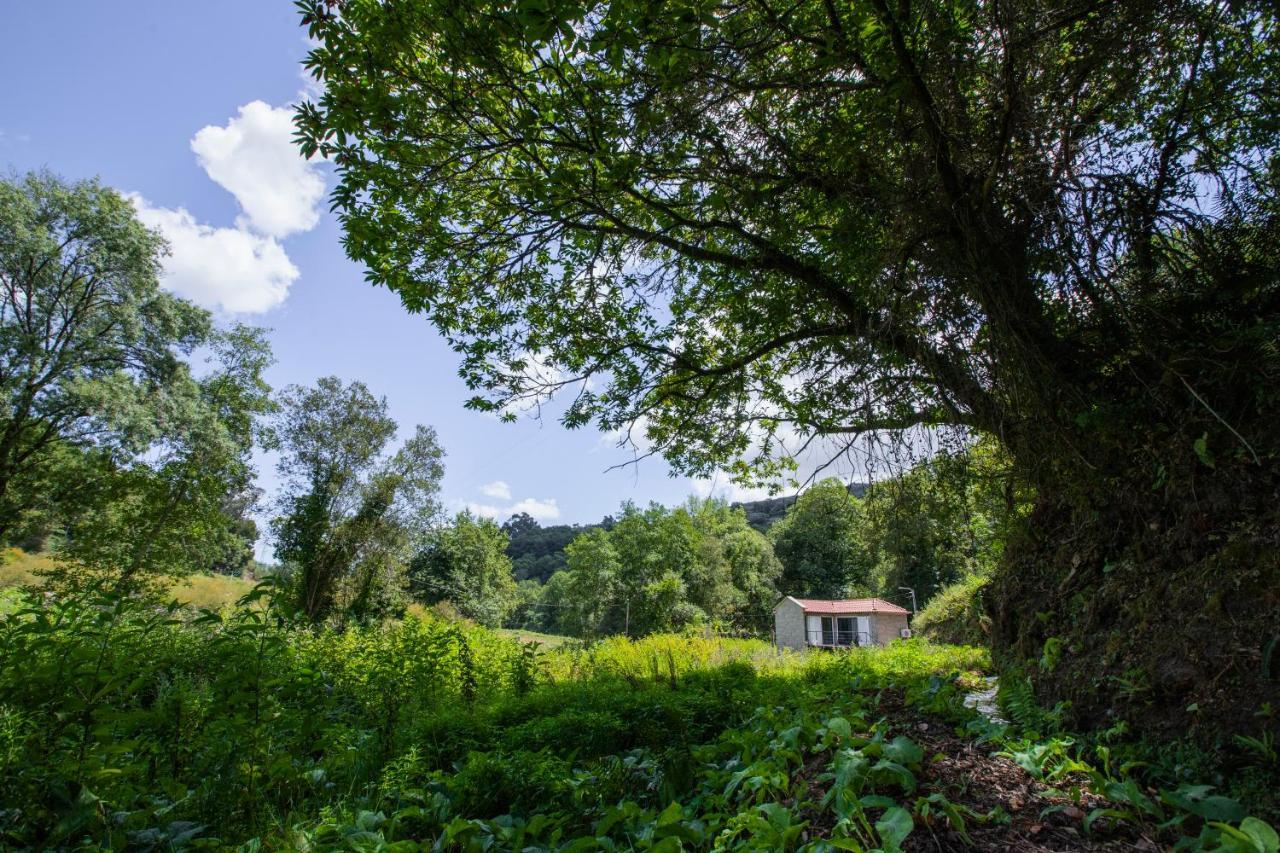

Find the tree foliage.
[
  {"left": 58, "top": 326, "right": 275, "bottom": 586},
  {"left": 0, "top": 173, "right": 276, "bottom": 585},
  {"left": 502, "top": 514, "right": 605, "bottom": 582},
  {"left": 297, "top": 0, "right": 1277, "bottom": 486},
  {"left": 859, "top": 440, "right": 1028, "bottom": 606},
  {"left": 0, "top": 172, "right": 213, "bottom": 540},
  {"left": 539, "top": 498, "right": 780, "bottom": 637},
  {"left": 770, "top": 479, "right": 871, "bottom": 599},
  {"left": 272, "top": 377, "right": 445, "bottom": 622},
  {"left": 410, "top": 511, "right": 518, "bottom": 627}
]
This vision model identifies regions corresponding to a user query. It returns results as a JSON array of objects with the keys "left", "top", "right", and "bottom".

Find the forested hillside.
[
  {"left": 502, "top": 483, "right": 869, "bottom": 578},
  {"left": 503, "top": 514, "right": 605, "bottom": 582},
  {"left": 732, "top": 483, "right": 869, "bottom": 532}
]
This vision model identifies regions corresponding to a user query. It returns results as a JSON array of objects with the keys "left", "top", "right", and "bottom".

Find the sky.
[{"left": 0, "top": 1, "right": 806, "bottom": 549}]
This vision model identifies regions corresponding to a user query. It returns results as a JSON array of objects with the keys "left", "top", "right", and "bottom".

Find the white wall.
[{"left": 773, "top": 597, "right": 807, "bottom": 650}]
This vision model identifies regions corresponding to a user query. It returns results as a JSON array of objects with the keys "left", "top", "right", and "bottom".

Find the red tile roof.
[{"left": 790, "top": 597, "right": 910, "bottom": 615}]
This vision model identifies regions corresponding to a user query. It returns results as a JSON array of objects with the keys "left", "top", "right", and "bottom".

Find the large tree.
[
  {"left": 551, "top": 498, "right": 780, "bottom": 637},
  {"left": 59, "top": 325, "right": 275, "bottom": 586},
  {"left": 297, "top": 0, "right": 1279, "bottom": 733},
  {"left": 273, "top": 377, "right": 445, "bottom": 621},
  {"left": 0, "top": 173, "right": 276, "bottom": 585},
  {"left": 688, "top": 497, "right": 782, "bottom": 633},
  {"left": 0, "top": 173, "right": 211, "bottom": 541}
]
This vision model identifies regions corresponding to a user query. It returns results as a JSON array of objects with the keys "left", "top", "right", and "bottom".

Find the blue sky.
[{"left": 0, "top": 1, "right": 777, "bottom": 542}]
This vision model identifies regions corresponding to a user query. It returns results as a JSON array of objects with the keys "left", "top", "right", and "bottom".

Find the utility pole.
[{"left": 898, "top": 586, "right": 918, "bottom": 615}]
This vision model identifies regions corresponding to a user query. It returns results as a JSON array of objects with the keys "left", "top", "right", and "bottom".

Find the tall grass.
[
  {"left": 1, "top": 576, "right": 1270, "bottom": 850},
  {"left": 168, "top": 571, "right": 255, "bottom": 609},
  {"left": 0, "top": 547, "right": 56, "bottom": 588},
  {"left": 1, "top": 547, "right": 255, "bottom": 609}
]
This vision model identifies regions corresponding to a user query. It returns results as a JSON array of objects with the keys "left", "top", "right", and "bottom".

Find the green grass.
[
  {"left": 1, "top": 546, "right": 255, "bottom": 609},
  {"left": 0, "top": 547, "right": 56, "bottom": 589},
  {"left": 496, "top": 626, "right": 574, "bottom": 648},
  {"left": 912, "top": 572, "right": 991, "bottom": 646},
  {"left": 0, "top": 587, "right": 22, "bottom": 616},
  {"left": 167, "top": 571, "right": 255, "bottom": 609}
]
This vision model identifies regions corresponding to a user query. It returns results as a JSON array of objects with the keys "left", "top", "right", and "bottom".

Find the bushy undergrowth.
[
  {"left": 998, "top": 671, "right": 1280, "bottom": 835},
  {"left": 911, "top": 574, "right": 990, "bottom": 647},
  {"left": 0, "top": 581, "right": 1275, "bottom": 851}
]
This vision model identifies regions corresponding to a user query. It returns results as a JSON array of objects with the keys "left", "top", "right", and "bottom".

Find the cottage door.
[
  {"left": 856, "top": 616, "right": 871, "bottom": 646},
  {"left": 805, "top": 614, "right": 821, "bottom": 646}
]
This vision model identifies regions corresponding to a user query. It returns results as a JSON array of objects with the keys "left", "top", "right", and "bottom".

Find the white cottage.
[{"left": 773, "top": 596, "right": 911, "bottom": 650}]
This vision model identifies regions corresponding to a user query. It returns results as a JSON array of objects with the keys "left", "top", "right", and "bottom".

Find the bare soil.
[{"left": 796, "top": 691, "right": 1167, "bottom": 852}]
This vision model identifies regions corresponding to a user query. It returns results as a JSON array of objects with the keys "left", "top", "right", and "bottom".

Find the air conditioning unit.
[{"left": 899, "top": 627, "right": 913, "bottom": 639}]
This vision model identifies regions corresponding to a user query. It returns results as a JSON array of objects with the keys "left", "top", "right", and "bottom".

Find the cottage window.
[{"left": 805, "top": 612, "right": 872, "bottom": 647}]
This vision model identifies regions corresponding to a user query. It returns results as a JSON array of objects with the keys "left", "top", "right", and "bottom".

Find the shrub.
[{"left": 913, "top": 574, "right": 991, "bottom": 646}]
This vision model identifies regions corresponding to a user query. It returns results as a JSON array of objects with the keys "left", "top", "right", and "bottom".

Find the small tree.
[
  {"left": 409, "top": 511, "right": 517, "bottom": 627},
  {"left": 771, "top": 480, "right": 871, "bottom": 598},
  {"left": 560, "top": 527, "right": 619, "bottom": 638},
  {"left": 608, "top": 503, "right": 701, "bottom": 635}
]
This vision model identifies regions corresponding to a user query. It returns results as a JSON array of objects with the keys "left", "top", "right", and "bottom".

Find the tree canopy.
[
  {"left": 0, "top": 172, "right": 275, "bottom": 585},
  {"left": 297, "top": 0, "right": 1277, "bottom": 487},
  {"left": 0, "top": 173, "right": 213, "bottom": 540},
  {"left": 770, "top": 478, "right": 871, "bottom": 599},
  {"left": 534, "top": 498, "right": 780, "bottom": 637},
  {"left": 410, "top": 510, "right": 518, "bottom": 626},
  {"left": 273, "top": 376, "right": 446, "bottom": 622}
]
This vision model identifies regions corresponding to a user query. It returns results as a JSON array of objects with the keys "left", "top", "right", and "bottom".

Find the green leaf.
[
  {"left": 1241, "top": 817, "right": 1280, "bottom": 853},
  {"left": 875, "top": 806, "right": 914, "bottom": 851},
  {"left": 827, "top": 716, "right": 853, "bottom": 741},
  {"left": 1162, "top": 786, "right": 1245, "bottom": 822},
  {"left": 884, "top": 735, "right": 924, "bottom": 766},
  {"left": 1193, "top": 433, "right": 1216, "bottom": 468},
  {"left": 656, "top": 800, "right": 684, "bottom": 827}
]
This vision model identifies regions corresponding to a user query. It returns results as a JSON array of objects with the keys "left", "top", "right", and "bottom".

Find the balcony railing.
[{"left": 806, "top": 629, "right": 871, "bottom": 648}]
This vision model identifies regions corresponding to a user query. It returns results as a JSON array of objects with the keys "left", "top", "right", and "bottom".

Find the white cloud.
[
  {"left": 465, "top": 496, "right": 561, "bottom": 522},
  {"left": 191, "top": 100, "right": 325, "bottom": 239},
  {"left": 479, "top": 480, "right": 512, "bottom": 500},
  {"left": 692, "top": 477, "right": 779, "bottom": 504},
  {"left": 126, "top": 98, "right": 328, "bottom": 314},
  {"left": 130, "top": 195, "right": 297, "bottom": 314},
  {"left": 466, "top": 502, "right": 504, "bottom": 520},
  {"left": 509, "top": 498, "right": 560, "bottom": 521}
]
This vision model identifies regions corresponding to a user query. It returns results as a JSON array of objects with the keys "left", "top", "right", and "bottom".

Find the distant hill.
[
  {"left": 504, "top": 483, "right": 868, "bottom": 581},
  {"left": 732, "top": 482, "right": 868, "bottom": 531},
  {"left": 504, "top": 517, "right": 610, "bottom": 583}
]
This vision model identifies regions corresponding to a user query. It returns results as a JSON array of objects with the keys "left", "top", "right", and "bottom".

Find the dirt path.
[{"left": 800, "top": 691, "right": 1166, "bottom": 852}]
